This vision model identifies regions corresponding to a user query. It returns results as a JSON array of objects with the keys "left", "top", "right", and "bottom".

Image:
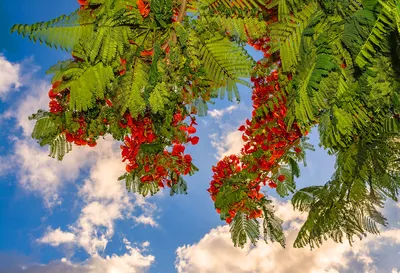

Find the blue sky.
[{"left": 1, "top": 1, "right": 400, "bottom": 272}]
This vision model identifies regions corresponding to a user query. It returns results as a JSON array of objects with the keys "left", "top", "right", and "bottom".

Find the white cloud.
[
  {"left": 4, "top": 239, "right": 154, "bottom": 273},
  {"left": 38, "top": 139, "right": 158, "bottom": 255},
  {"left": 175, "top": 200, "right": 400, "bottom": 273},
  {"left": 2, "top": 74, "right": 93, "bottom": 206},
  {"left": 133, "top": 215, "right": 158, "bottom": 227},
  {"left": 1, "top": 56, "right": 159, "bottom": 270},
  {"left": 38, "top": 228, "right": 75, "bottom": 246},
  {"left": 210, "top": 130, "right": 244, "bottom": 160},
  {"left": 0, "top": 54, "right": 22, "bottom": 99},
  {"left": 208, "top": 105, "right": 238, "bottom": 119}
]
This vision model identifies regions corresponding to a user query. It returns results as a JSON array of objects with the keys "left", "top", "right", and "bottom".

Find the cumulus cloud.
[
  {"left": 208, "top": 105, "right": 238, "bottom": 119},
  {"left": 175, "top": 200, "right": 400, "bottom": 273},
  {"left": 133, "top": 215, "right": 159, "bottom": 227},
  {"left": 2, "top": 239, "right": 154, "bottom": 273},
  {"left": 38, "top": 228, "right": 75, "bottom": 246},
  {"left": 209, "top": 130, "right": 244, "bottom": 160},
  {"left": 38, "top": 139, "right": 158, "bottom": 255},
  {"left": 1, "top": 55, "right": 158, "bottom": 271},
  {"left": 206, "top": 104, "right": 250, "bottom": 160},
  {"left": 0, "top": 54, "right": 22, "bottom": 99},
  {"left": 5, "top": 78, "right": 96, "bottom": 206}
]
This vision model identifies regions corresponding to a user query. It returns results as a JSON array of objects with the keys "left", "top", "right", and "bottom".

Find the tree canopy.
[{"left": 12, "top": 0, "right": 400, "bottom": 249}]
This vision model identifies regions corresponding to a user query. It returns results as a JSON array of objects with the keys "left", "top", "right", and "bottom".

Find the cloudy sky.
[{"left": 0, "top": 1, "right": 400, "bottom": 272}]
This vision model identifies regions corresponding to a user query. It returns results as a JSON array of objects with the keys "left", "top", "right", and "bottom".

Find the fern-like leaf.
[
  {"left": 230, "top": 212, "right": 260, "bottom": 248},
  {"left": 198, "top": 34, "right": 255, "bottom": 102}
]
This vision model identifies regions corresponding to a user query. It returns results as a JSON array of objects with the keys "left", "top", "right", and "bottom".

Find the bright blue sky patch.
[{"left": 1, "top": 2, "right": 400, "bottom": 273}]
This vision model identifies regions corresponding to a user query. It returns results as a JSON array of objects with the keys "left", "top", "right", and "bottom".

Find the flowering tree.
[{"left": 12, "top": 0, "right": 400, "bottom": 249}]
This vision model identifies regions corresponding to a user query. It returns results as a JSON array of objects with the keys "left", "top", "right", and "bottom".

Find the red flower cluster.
[
  {"left": 208, "top": 155, "right": 264, "bottom": 224},
  {"left": 209, "top": 34, "right": 303, "bottom": 224},
  {"left": 136, "top": 0, "right": 150, "bottom": 18},
  {"left": 120, "top": 113, "right": 156, "bottom": 172},
  {"left": 120, "top": 111, "right": 200, "bottom": 189},
  {"left": 240, "top": 61, "right": 302, "bottom": 187},
  {"left": 48, "top": 81, "right": 65, "bottom": 114},
  {"left": 64, "top": 116, "right": 97, "bottom": 147}
]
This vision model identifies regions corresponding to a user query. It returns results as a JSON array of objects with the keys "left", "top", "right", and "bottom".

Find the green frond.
[
  {"left": 262, "top": 201, "right": 286, "bottom": 247},
  {"left": 190, "top": 0, "right": 267, "bottom": 13},
  {"left": 55, "top": 62, "right": 114, "bottom": 111},
  {"left": 355, "top": 0, "right": 397, "bottom": 67},
  {"left": 198, "top": 34, "right": 255, "bottom": 102},
  {"left": 293, "top": 124, "right": 400, "bottom": 248},
  {"left": 115, "top": 59, "right": 148, "bottom": 117},
  {"left": 11, "top": 10, "right": 94, "bottom": 51},
  {"left": 121, "top": 172, "right": 160, "bottom": 197},
  {"left": 30, "top": 113, "right": 72, "bottom": 160},
  {"left": 269, "top": 3, "right": 319, "bottom": 72},
  {"left": 31, "top": 114, "right": 59, "bottom": 144},
  {"left": 204, "top": 15, "right": 267, "bottom": 41},
  {"left": 230, "top": 212, "right": 260, "bottom": 248},
  {"left": 87, "top": 26, "right": 132, "bottom": 64},
  {"left": 49, "top": 134, "right": 73, "bottom": 161},
  {"left": 266, "top": 0, "right": 311, "bottom": 13},
  {"left": 275, "top": 167, "right": 296, "bottom": 197},
  {"left": 169, "top": 175, "right": 189, "bottom": 196},
  {"left": 149, "top": 82, "right": 170, "bottom": 114}
]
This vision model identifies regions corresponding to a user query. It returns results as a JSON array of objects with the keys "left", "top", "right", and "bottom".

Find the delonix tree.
[{"left": 12, "top": 0, "right": 400, "bottom": 249}]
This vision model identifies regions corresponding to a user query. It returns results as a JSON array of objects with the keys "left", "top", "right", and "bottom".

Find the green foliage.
[
  {"left": 12, "top": 0, "right": 400, "bottom": 252},
  {"left": 354, "top": 0, "right": 397, "bottom": 67},
  {"left": 275, "top": 167, "right": 296, "bottom": 197},
  {"left": 198, "top": 33, "right": 255, "bottom": 102},
  {"left": 30, "top": 111, "right": 72, "bottom": 160},
  {"left": 231, "top": 212, "right": 260, "bottom": 247},
  {"left": 10, "top": 10, "right": 93, "bottom": 50},
  {"left": 149, "top": 82, "right": 170, "bottom": 114},
  {"left": 203, "top": 15, "right": 267, "bottom": 41},
  {"left": 121, "top": 172, "right": 160, "bottom": 197},
  {"left": 262, "top": 201, "right": 286, "bottom": 247},
  {"left": 60, "top": 62, "right": 114, "bottom": 111},
  {"left": 116, "top": 60, "right": 148, "bottom": 117},
  {"left": 292, "top": 121, "right": 400, "bottom": 248},
  {"left": 269, "top": 2, "right": 319, "bottom": 72}
]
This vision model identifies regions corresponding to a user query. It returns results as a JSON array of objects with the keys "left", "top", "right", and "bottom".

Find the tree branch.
[{"left": 177, "top": 0, "right": 188, "bottom": 23}]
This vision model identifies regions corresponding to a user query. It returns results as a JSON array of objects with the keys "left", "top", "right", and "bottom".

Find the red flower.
[
  {"left": 226, "top": 217, "right": 233, "bottom": 224},
  {"left": 294, "top": 147, "right": 302, "bottom": 154},
  {"left": 140, "top": 50, "right": 153, "bottom": 57},
  {"left": 136, "top": 0, "right": 150, "bottom": 17},
  {"left": 65, "top": 133, "right": 74, "bottom": 142},
  {"left": 88, "top": 141, "right": 97, "bottom": 147},
  {"left": 277, "top": 175, "right": 285, "bottom": 182},
  {"left": 77, "top": 0, "right": 87, "bottom": 6},
  {"left": 105, "top": 99, "right": 113, "bottom": 107},
  {"left": 184, "top": 154, "right": 192, "bottom": 163},
  {"left": 238, "top": 125, "right": 246, "bottom": 131},
  {"left": 190, "top": 136, "right": 199, "bottom": 145},
  {"left": 147, "top": 133, "right": 156, "bottom": 143},
  {"left": 52, "top": 81, "right": 62, "bottom": 89},
  {"left": 48, "top": 89, "right": 57, "bottom": 99},
  {"left": 268, "top": 181, "right": 277, "bottom": 188},
  {"left": 187, "top": 126, "right": 196, "bottom": 134},
  {"left": 172, "top": 144, "right": 185, "bottom": 155}
]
